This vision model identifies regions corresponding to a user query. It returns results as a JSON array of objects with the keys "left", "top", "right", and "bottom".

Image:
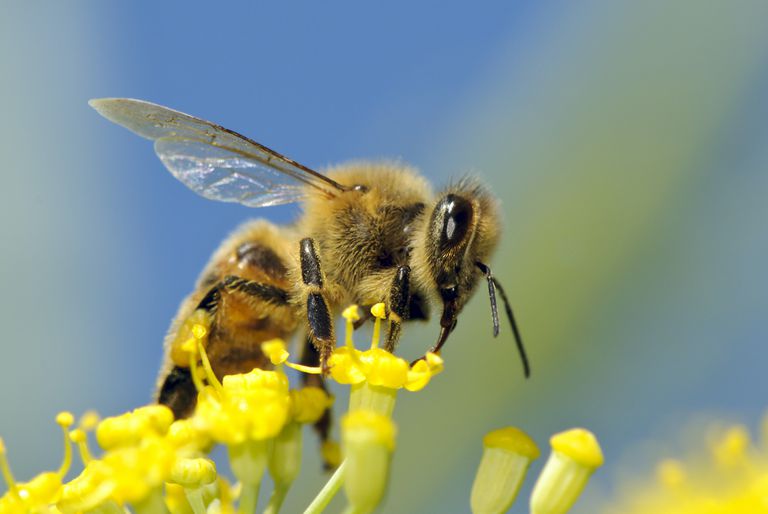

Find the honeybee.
[{"left": 90, "top": 99, "right": 529, "bottom": 441}]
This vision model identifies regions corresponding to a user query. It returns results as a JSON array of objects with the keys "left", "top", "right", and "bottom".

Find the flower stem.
[
  {"left": 303, "top": 460, "right": 347, "bottom": 514},
  {"left": 239, "top": 482, "right": 261, "bottom": 514},
  {"left": 185, "top": 487, "right": 207, "bottom": 514},
  {"left": 263, "top": 482, "right": 289, "bottom": 514}
]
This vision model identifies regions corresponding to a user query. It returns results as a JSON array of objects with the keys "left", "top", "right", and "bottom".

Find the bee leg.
[
  {"left": 384, "top": 265, "right": 411, "bottom": 352},
  {"left": 220, "top": 275, "right": 289, "bottom": 305},
  {"left": 299, "top": 334, "right": 338, "bottom": 469},
  {"left": 300, "top": 238, "right": 335, "bottom": 373},
  {"left": 353, "top": 309, "right": 373, "bottom": 330}
]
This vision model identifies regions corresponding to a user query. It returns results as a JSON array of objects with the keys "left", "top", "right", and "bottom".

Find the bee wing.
[{"left": 90, "top": 98, "right": 347, "bottom": 207}]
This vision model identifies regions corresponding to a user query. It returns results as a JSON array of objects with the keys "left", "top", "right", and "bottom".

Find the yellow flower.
[
  {"left": 192, "top": 368, "right": 290, "bottom": 446},
  {"left": 96, "top": 405, "right": 173, "bottom": 450},
  {"left": 600, "top": 416, "right": 768, "bottom": 514},
  {"left": 531, "top": 428, "right": 604, "bottom": 514},
  {"left": 0, "top": 412, "right": 74, "bottom": 514},
  {"left": 289, "top": 387, "right": 334, "bottom": 425},
  {"left": 58, "top": 460, "right": 117, "bottom": 514},
  {"left": 258, "top": 306, "right": 443, "bottom": 421},
  {"left": 57, "top": 405, "right": 185, "bottom": 512},
  {"left": 471, "top": 427, "right": 540, "bottom": 514},
  {"left": 166, "top": 417, "right": 211, "bottom": 454},
  {"left": 328, "top": 304, "right": 444, "bottom": 391}
]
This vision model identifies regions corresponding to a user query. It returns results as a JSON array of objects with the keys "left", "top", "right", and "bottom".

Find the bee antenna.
[{"left": 476, "top": 262, "right": 530, "bottom": 378}]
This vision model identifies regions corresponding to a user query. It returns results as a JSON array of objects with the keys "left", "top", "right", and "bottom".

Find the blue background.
[{"left": 2, "top": 2, "right": 768, "bottom": 512}]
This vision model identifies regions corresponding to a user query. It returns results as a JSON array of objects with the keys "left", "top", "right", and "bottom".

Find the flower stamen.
[
  {"left": 0, "top": 437, "right": 20, "bottom": 500},
  {"left": 198, "top": 337, "right": 224, "bottom": 394},
  {"left": 56, "top": 411, "right": 75, "bottom": 478},
  {"left": 369, "top": 303, "right": 387, "bottom": 350}
]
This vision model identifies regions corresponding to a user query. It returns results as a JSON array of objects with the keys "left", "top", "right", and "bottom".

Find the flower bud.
[
  {"left": 170, "top": 457, "right": 217, "bottom": 488},
  {"left": 228, "top": 440, "right": 268, "bottom": 487},
  {"left": 470, "top": 427, "right": 540, "bottom": 514},
  {"left": 530, "top": 428, "right": 604, "bottom": 514},
  {"left": 342, "top": 410, "right": 396, "bottom": 514},
  {"left": 269, "top": 421, "right": 302, "bottom": 486}
]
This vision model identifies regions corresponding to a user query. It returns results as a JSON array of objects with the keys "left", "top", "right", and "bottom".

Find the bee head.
[{"left": 417, "top": 178, "right": 501, "bottom": 349}]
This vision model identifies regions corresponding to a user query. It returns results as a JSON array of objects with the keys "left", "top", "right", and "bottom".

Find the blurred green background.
[{"left": 2, "top": 2, "right": 768, "bottom": 512}]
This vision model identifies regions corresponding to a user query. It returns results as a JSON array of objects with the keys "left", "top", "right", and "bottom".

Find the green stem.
[
  {"left": 239, "top": 481, "right": 261, "bottom": 514},
  {"left": 303, "top": 460, "right": 347, "bottom": 514},
  {"left": 341, "top": 506, "right": 366, "bottom": 514},
  {"left": 132, "top": 487, "right": 169, "bottom": 514},
  {"left": 263, "top": 482, "right": 289, "bottom": 514},
  {"left": 185, "top": 487, "right": 207, "bottom": 514}
]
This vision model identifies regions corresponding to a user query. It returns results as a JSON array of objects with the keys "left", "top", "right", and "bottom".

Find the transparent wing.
[
  {"left": 154, "top": 138, "right": 309, "bottom": 207},
  {"left": 90, "top": 98, "right": 347, "bottom": 207}
]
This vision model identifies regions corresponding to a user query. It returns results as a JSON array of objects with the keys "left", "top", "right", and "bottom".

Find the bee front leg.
[
  {"left": 384, "top": 265, "right": 411, "bottom": 352},
  {"left": 300, "top": 238, "right": 335, "bottom": 373}
]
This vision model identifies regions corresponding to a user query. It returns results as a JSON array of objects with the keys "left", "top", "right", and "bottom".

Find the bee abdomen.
[
  {"left": 235, "top": 242, "right": 288, "bottom": 279},
  {"left": 158, "top": 366, "right": 197, "bottom": 419}
]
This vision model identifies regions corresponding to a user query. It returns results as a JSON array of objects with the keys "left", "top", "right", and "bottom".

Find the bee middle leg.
[{"left": 300, "top": 238, "right": 335, "bottom": 372}]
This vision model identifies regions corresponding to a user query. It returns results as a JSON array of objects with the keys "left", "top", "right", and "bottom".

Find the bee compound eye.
[{"left": 437, "top": 194, "right": 473, "bottom": 250}]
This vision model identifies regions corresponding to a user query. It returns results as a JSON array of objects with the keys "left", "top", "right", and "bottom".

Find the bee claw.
[{"left": 320, "top": 351, "right": 332, "bottom": 376}]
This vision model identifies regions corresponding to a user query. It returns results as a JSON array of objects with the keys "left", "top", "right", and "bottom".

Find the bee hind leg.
[{"left": 299, "top": 238, "right": 335, "bottom": 373}]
